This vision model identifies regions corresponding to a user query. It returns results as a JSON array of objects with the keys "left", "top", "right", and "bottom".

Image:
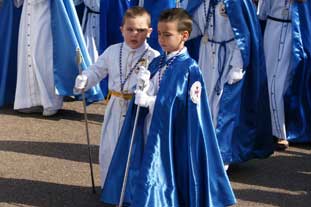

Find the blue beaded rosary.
[
  {"left": 157, "top": 50, "right": 182, "bottom": 89},
  {"left": 119, "top": 43, "right": 149, "bottom": 92}
]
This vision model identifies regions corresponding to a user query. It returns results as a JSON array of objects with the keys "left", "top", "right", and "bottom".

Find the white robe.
[
  {"left": 191, "top": 1, "right": 243, "bottom": 126},
  {"left": 258, "top": 0, "right": 292, "bottom": 139},
  {"left": 81, "top": 0, "right": 100, "bottom": 63},
  {"left": 83, "top": 42, "right": 159, "bottom": 187},
  {"left": 14, "top": 0, "right": 63, "bottom": 112}
]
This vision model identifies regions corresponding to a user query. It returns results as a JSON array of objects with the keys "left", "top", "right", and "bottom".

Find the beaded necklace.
[
  {"left": 157, "top": 50, "right": 182, "bottom": 89},
  {"left": 202, "top": 0, "right": 221, "bottom": 44},
  {"left": 119, "top": 43, "right": 149, "bottom": 92}
]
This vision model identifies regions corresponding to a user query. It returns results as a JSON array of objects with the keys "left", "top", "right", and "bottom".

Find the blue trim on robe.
[
  {"left": 101, "top": 51, "right": 236, "bottom": 207},
  {"left": 284, "top": 1, "right": 311, "bottom": 143},
  {"left": 51, "top": 0, "right": 103, "bottom": 104},
  {"left": 186, "top": 0, "right": 274, "bottom": 164},
  {"left": 99, "top": 0, "right": 138, "bottom": 98},
  {"left": 0, "top": 1, "right": 22, "bottom": 107}
]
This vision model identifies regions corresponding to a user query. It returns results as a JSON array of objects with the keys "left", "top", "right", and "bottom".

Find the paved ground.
[{"left": 0, "top": 100, "right": 310, "bottom": 207}]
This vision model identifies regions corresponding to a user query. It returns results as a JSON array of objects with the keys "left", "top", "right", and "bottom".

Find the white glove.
[
  {"left": 136, "top": 66, "right": 150, "bottom": 92},
  {"left": 227, "top": 67, "right": 245, "bottom": 85},
  {"left": 73, "top": 74, "right": 88, "bottom": 94},
  {"left": 135, "top": 90, "right": 155, "bottom": 108}
]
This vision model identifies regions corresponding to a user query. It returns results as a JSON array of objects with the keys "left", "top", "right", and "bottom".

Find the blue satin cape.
[
  {"left": 0, "top": 1, "right": 21, "bottom": 107},
  {"left": 284, "top": 1, "right": 311, "bottom": 143},
  {"left": 186, "top": 0, "right": 274, "bottom": 164},
  {"left": 75, "top": 1, "right": 85, "bottom": 24},
  {"left": 51, "top": 0, "right": 103, "bottom": 103},
  {"left": 98, "top": 0, "right": 138, "bottom": 98},
  {"left": 101, "top": 51, "right": 236, "bottom": 207}
]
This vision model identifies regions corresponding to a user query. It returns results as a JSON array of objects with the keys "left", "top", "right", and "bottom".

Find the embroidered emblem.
[{"left": 190, "top": 81, "right": 202, "bottom": 104}]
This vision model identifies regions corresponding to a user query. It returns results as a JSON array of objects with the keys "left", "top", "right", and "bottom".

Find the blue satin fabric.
[
  {"left": 51, "top": 0, "right": 103, "bottom": 103},
  {"left": 184, "top": 0, "right": 204, "bottom": 15},
  {"left": 187, "top": 0, "right": 274, "bottom": 164},
  {"left": 0, "top": 1, "right": 21, "bottom": 107},
  {"left": 101, "top": 51, "right": 236, "bottom": 206},
  {"left": 219, "top": 0, "right": 274, "bottom": 163},
  {"left": 75, "top": 2, "right": 85, "bottom": 24},
  {"left": 284, "top": 1, "right": 311, "bottom": 143},
  {"left": 99, "top": 0, "right": 138, "bottom": 98}
]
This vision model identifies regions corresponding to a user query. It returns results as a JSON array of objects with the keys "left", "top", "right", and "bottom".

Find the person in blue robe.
[
  {"left": 51, "top": 0, "right": 103, "bottom": 104},
  {"left": 284, "top": 0, "right": 311, "bottom": 143},
  {"left": 0, "top": 0, "right": 22, "bottom": 107},
  {"left": 101, "top": 8, "right": 236, "bottom": 207},
  {"left": 184, "top": 0, "right": 274, "bottom": 165}
]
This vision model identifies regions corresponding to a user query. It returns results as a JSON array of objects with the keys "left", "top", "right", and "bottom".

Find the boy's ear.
[{"left": 181, "top": 31, "right": 190, "bottom": 42}]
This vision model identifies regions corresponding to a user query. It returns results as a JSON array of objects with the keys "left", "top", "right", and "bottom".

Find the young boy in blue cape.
[{"left": 101, "top": 8, "right": 236, "bottom": 207}]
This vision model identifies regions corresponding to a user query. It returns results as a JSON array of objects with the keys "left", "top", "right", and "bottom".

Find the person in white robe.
[
  {"left": 81, "top": 0, "right": 100, "bottom": 63},
  {"left": 14, "top": 0, "right": 63, "bottom": 116},
  {"left": 190, "top": 1, "right": 244, "bottom": 126},
  {"left": 258, "top": 0, "right": 292, "bottom": 149},
  {"left": 74, "top": 6, "right": 159, "bottom": 187}
]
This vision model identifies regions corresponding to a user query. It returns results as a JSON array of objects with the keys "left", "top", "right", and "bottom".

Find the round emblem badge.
[{"left": 190, "top": 81, "right": 202, "bottom": 104}]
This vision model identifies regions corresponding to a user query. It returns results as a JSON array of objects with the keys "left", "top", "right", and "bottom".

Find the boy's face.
[
  {"left": 158, "top": 21, "right": 189, "bottom": 53},
  {"left": 120, "top": 16, "right": 152, "bottom": 49}
]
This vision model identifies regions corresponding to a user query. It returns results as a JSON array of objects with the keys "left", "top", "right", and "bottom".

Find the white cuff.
[{"left": 227, "top": 68, "right": 245, "bottom": 85}]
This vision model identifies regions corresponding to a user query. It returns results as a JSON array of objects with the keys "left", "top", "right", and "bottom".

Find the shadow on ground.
[
  {"left": 0, "top": 177, "right": 108, "bottom": 207},
  {"left": 0, "top": 140, "right": 99, "bottom": 164},
  {"left": 229, "top": 144, "right": 311, "bottom": 207},
  {"left": 0, "top": 106, "right": 104, "bottom": 124}
]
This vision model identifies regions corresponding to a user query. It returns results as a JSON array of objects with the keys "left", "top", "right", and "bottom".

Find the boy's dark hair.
[
  {"left": 122, "top": 6, "right": 151, "bottom": 27},
  {"left": 158, "top": 8, "right": 192, "bottom": 34}
]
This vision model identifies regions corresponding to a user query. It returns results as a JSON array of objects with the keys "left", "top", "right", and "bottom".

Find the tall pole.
[{"left": 76, "top": 48, "right": 96, "bottom": 194}]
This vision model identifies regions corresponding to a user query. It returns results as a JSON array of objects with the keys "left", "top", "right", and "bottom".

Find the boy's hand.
[
  {"left": 135, "top": 91, "right": 149, "bottom": 107},
  {"left": 73, "top": 74, "right": 88, "bottom": 94},
  {"left": 136, "top": 67, "right": 150, "bottom": 92},
  {"left": 135, "top": 91, "right": 156, "bottom": 108},
  {"left": 227, "top": 67, "right": 245, "bottom": 85}
]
